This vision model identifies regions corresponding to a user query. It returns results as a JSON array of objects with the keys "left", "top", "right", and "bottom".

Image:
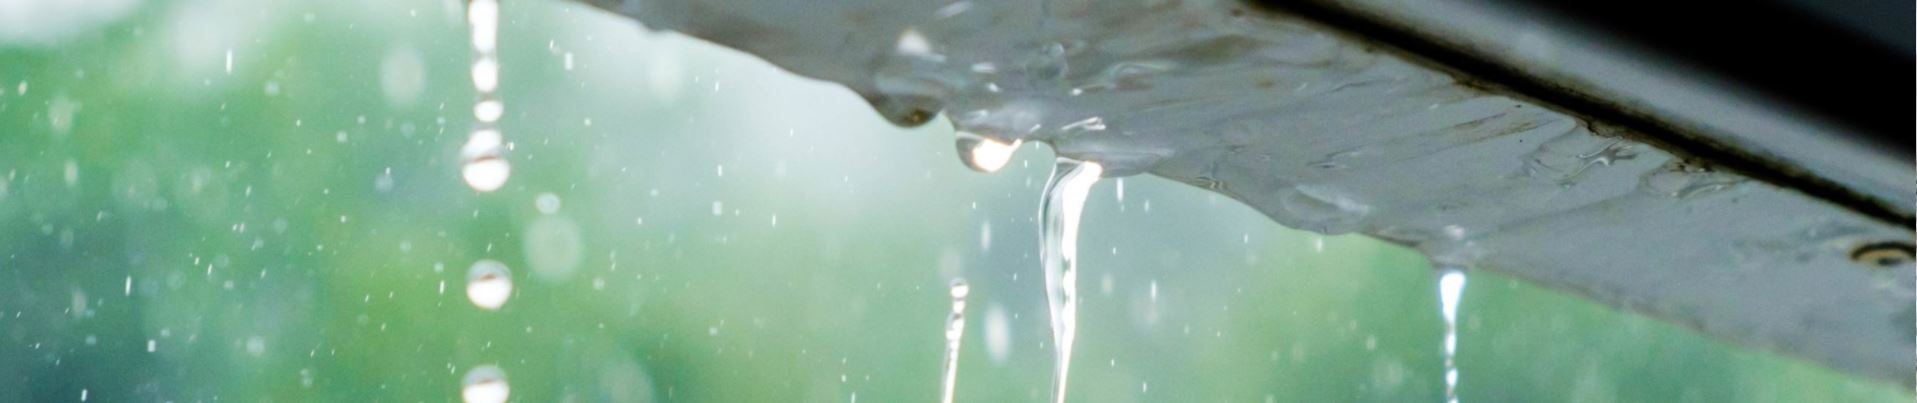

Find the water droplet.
[
  {"left": 982, "top": 304, "right": 1012, "bottom": 365},
  {"left": 471, "top": 57, "right": 500, "bottom": 93},
  {"left": 47, "top": 95, "right": 78, "bottom": 136},
  {"left": 863, "top": 92, "right": 940, "bottom": 127},
  {"left": 245, "top": 336, "right": 266, "bottom": 356},
  {"left": 460, "top": 130, "right": 510, "bottom": 192},
  {"left": 1640, "top": 161, "right": 1744, "bottom": 199},
  {"left": 62, "top": 159, "right": 78, "bottom": 187},
  {"left": 978, "top": 220, "right": 992, "bottom": 251},
  {"left": 466, "top": 0, "right": 499, "bottom": 53},
  {"left": 461, "top": 365, "right": 510, "bottom": 403},
  {"left": 465, "top": 260, "right": 513, "bottom": 310},
  {"left": 1039, "top": 158, "right": 1101, "bottom": 403},
  {"left": 473, "top": 99, "right": 504, "bottom": 123},
  {"left": 374, "top": 169, "right": 395, "bottom": 192},
  {"left": 534, "top": 192, "right": 561, "bottom": 214},
  {"left": 1019, "top": 42, "right": 1070, "bottom": 84},
  {"left": 954, "top": 132, "right": 1021, "bottom": 173},
  {"left": 1520, "top": 133, "right": 1639, "bottom": 185},
  {"left": 896, "top": 28, "right": 936, "bottom": 58}
]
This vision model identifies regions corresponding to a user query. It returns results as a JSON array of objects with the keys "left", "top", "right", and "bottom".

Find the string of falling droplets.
[
  {"left": 459, "top": 1, "right": 514, "bottom": 403},
  {"left": 940, "top": 279, "right": 970, "bottom": 403},
  {"left": 1039, "top": 158, "right": 1102, "bottom": 403},
  {"left": 1437, "top": 266, "right": 1468, "bottom": 403},
  {"left": 461, "top": 0, "right": 511, "bottom": 192}
]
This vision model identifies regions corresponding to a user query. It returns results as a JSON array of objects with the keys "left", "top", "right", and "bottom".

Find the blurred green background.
[{"left": 0, "top": 0, "right": 1907, "bottom": 401}]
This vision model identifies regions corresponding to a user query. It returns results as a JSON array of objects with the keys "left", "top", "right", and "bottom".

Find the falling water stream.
[
  {"left": 460, "top": 1, "right": 513, "bottom": 401},
  {"left": 460, "top": 0, "right": 510, "bottom": 192},
  {"left": 1437, "top": 267, "right": 1469, "bottom": 403},
  {"left": 1037, "top": 158, "right": 1104, "bottom": 403},
  {"left": 940, "top": 279, "right": 970, "bottom": 403}
]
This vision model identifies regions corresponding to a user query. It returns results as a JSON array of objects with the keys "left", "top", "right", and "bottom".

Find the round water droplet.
[
  {"left": 374, "top": 171, "right": 395, "bottom": 192},
  {"left": 461, "top": 130, "right": 510, "bottom": 192},
  {"left": 954, "top": 132, "right": 1021, "bottom": 173},
  {"left": 471, "top": 57, "right": 500, "bottom": 93},
  {"left": 465, "top": 260, "right": 513, "bottom": 310},
  {"left": 534, "top": 192, "right": 561, "bottom": 214},
  {"left": 245, "top": 336, "right": 266, "bottom": 356},
  {"left": 462, "top": 158, "right": 510, "bottom": 192},
  {"left": 461, "top": 365, "right": 510, "bottom": 403},
  {"left": 1019, "top": 42, "right": 1070, "bottom": 83},
  {"left": 863, "top": 92, "right": 940, "bottom": 127},
  {"left": 949, "top": 279, "right": 970, "bottom": 299},
  {"left": 895, "top": 28, "right": 936, "bottom": 58},
  {"left": 474, "top": 100, "right": 504, "bottom": 123}
]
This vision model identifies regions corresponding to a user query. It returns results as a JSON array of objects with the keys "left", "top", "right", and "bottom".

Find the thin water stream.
[
  {"left": 939, "top": 279, "right": 970, "bottom": 403},
  {"left": 1437, "top": 266, "right": 1468, "bottom": 403},
  {"left": 1037, "top": 158, "right": 1103, "bottom": 403}
]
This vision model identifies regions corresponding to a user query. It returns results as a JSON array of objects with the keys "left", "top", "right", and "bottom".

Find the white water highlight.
[{"left": 1038, "top": 158, "right": 1102, "bottom": 403}]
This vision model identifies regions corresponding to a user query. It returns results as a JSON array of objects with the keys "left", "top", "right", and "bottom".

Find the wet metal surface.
[{"left": 578, "top": 0, "right": 1916, "bottom": 384}]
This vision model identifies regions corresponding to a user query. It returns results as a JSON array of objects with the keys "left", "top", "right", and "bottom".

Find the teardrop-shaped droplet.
[{"left": 955, "top": 132, "right": 1022, "bottom": 173}]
